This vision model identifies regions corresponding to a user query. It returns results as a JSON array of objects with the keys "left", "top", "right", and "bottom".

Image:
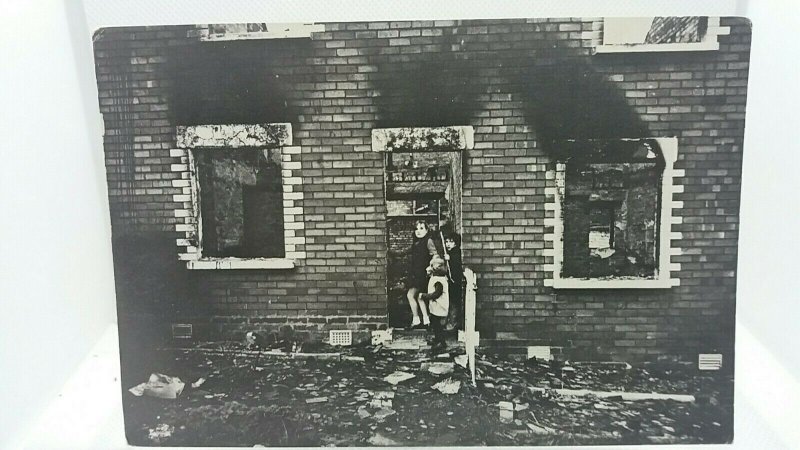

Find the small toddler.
[{"left": 419, "top": 255, "right": 450, "bottom": 352}]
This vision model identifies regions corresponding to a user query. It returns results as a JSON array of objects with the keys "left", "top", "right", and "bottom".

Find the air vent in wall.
[
  {"left": 698, "top": 353, "right": 722, "bottom": 370},
  {"left": 329, "top": 330, "right": 353, "bottom": 346},
  {"left": 171, "top": 323, "right": 193, "bottom": 339}
]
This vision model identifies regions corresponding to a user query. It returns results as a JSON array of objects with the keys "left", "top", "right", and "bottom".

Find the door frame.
[{"left": 371, "top": 126, "right": 474, "bottom": 326}]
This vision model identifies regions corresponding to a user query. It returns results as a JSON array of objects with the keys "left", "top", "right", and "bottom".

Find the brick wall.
[{"left": 94, "top": 18, "right": 749, "bottom": 361}]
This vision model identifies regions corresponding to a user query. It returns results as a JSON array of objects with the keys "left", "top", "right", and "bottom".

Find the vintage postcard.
[{"left": 92, "top": 17, "right": 750, "bottom": 446}]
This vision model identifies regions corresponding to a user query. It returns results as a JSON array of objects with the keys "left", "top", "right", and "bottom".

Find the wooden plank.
[
  {"left": 464, "top": 267, "right": 478, "bottom": 386},
  {"left": 529, "top": 386, "right": 695, "bottom": 402},
  {"left": 164, "top": 347, "right": 346, "bottom": 361},
  {"left": 387, "top": 181, "right": 449, "bottom": 197}
]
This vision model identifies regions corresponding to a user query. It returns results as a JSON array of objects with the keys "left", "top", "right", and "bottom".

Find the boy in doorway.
[{"left": 442, "top": 228, "right": 464, "bottom": 331}]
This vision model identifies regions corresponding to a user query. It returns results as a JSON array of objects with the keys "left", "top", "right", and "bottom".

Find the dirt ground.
[{"left": 121, "top": 336, "right": 733, "bottom": 447}]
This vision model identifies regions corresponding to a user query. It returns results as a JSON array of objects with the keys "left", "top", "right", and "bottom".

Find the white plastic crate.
[
  {"left": 329, "top": 330, "right": 353, "bottom": 346},
  {"left": 527, "top": 346, "right": 553, "bottom": 361}
]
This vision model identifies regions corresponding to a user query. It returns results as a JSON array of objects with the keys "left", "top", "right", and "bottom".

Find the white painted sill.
[
  {"left": 186, "top": 258, "right": 296, "bottom": 270},
  {"left": 594, "top": 41, "right": 720, "bottom": 54},
  {"left": 552, "top": 278, "right": 674, "bottom": 289}
]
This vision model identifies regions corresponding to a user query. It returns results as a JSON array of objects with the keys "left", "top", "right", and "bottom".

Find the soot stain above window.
[{"left": 168, "top": 40, "right": 307, "bottom": 126}]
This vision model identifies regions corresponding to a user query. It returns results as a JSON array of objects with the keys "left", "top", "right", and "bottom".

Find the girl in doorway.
[{"left": 407, "top": 220, "right": 442, "bottom": 327}]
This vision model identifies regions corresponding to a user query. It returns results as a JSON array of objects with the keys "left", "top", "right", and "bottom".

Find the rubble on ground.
[
  {"left": 431, "top": 378, "right": 461, "bottom": 395},
  {"left": 383, "top": 371, "right": 416, "bottom": 385},
  {"left": 129, "top": 373, "right": 186, "bottom": 399},
  {"left": 125, "top": 338, "right": 732, "bottom": 446}
]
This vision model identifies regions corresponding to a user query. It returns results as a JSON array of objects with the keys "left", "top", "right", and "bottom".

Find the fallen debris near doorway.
[
  {"left": 432, "top": 378, "right": 461, "bottom": 395},
  {"left": 499, "top": 408, "right": 514, "bottom": 423},
  {"left": 164, "top": 346, "right": 362, "bottom": 362},
  {"left": 147, "top": 423, "right": 174, "bottom": 443},
  {"left": 572, "top": 361, "right": 633, "bottom": 370},
  {"left": 372, "top": 407, "right": 396, "bottom": 421},
  {"left": 421, "top": 361, "right": 455, "bottom": 375},
  {"left": 245, "top": 331, "right": 268, "bottom": 349},
  {"left": 497, "top": 401, "right": 516, "bottom": 423},
  {"left": 382, "top": 330, "right": 429, "bottom": 350},
  {"left": 383, "top": 371, "right": 416, "bottom": 385},
  {"left": 129, "top": 373, "right": 185, "bottom": 399},
  {"left": 356, "top": 406, "right": 372, "bottom": 419},
  {"left": 526, "top": 422, "right": 556, "bottom": 435},
  {"left": 498, "top": 401, "right": 529, "bottom": 412},
  {"left": 124, "top": 343, "right": 733, "bottom": 446},
  {"left": 368, "top": 391, "right": 395, "bottom": 408},
  {"left": 529, "top": 386, "right": 696, "bottom": 403},
  {"left": 371, "top": 329, "right": 393, "bottom": 346},
  {"left": 368, "top": 432, "right": 401, "bottom": 446}
]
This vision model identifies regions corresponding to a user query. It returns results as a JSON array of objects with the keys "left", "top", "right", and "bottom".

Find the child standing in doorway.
[
  {"left": 407, "top": 220, "right": 442, "bottom": 328},
  {"left": 419, "top": 255, "right": 450, "bottom": 351},
  {"left": 442, "top": 228, "right": 464, "bottom": 331}
]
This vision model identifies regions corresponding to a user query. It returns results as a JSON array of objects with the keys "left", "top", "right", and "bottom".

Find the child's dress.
[
  {"left": 409, "top": 236, "right": 441, "bottom": 291},
  {"left": 426, "top": 275, "right": 450, "bottom": 318},
  {"left": 424, "top": 275, "right": 450, "bottom": 348}
]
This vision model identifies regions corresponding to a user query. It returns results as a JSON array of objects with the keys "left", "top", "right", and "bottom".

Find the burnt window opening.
[
  {"left": 645, "top": 17, "right": 708, "bottom": 44},
  {"left": 196, "top": 23, "right": 324, "bottom": 41},
  {"left": 561, "top": 140, "right": 664, "bottom": 280},
  {"left": 208, "top": 23, "right": 270, "bottom": 35},
  {"left": 595, "top": 17, "right": 728, "bottom": 54},
  {"left": 195, "top": 148, "right": 285, "bottom": 258}
]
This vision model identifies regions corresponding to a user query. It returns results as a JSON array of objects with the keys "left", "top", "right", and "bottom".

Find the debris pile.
[
  {"left": 129, "top": 373, "right": 186, "bottom": 399},
  {"left": 431, "top": 378, "right": 461, "bottom": 395},
  {"left": 125, "top": 334, "right": 732, "bottom": 446},
  {"left": 383, "top": 371, "right": 416, "bottom": 385}
]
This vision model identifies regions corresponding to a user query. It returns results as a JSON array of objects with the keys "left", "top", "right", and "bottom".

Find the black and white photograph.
[
  {"left": 20, "top": 2, "right": 800, "bottom": 447},
  {"left": 83, "top": 15, "right": 760, "bottom": 447},
  {"left": 88, "top": 16, "right": 753, "bottom": 447}
]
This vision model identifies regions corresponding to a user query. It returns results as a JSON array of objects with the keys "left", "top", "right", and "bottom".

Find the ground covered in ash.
[{"left": 122, "top": 341, "right": 733, "bottom": 447}]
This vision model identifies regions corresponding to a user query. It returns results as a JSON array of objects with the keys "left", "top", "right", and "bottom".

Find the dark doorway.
[{"left": 384, "top": 151, "right": 463, "bottom": 328}]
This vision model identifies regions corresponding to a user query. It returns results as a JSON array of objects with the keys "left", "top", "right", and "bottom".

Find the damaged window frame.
[
  {"left": 589, "top": 17, "right": 731, "bottom": 54},
  {"left": 173, "top": 123, "right": 305, "bottom": 270},
  {"left": 187, "top": 23, "right": 325, "bottom": 41},
  {"left": 548, "top": 137, "right": 681, "bottom": 289}
]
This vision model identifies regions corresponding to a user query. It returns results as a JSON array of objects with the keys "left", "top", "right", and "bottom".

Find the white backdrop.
[{"left": 1, "top": 0, "right": 797, "bottom": 448}]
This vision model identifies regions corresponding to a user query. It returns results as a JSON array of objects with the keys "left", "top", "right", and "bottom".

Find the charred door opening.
[{"left": 384, "top": 151, "right": 463, "bottom": 328}]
